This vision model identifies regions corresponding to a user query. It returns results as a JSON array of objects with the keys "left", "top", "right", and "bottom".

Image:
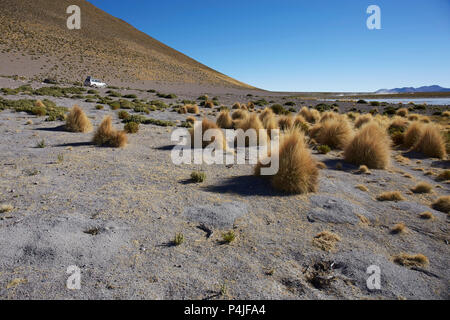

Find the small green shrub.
[
  {"left": 357, "top": 99, "right": 368, "bottom": 104},
  {"left": 270, "top": 104, "right": 288, "bottom": 115},
  {"left": 222, "top": 230, "right": 236, "bottom": 243},
  {"left": 191, "top": 171, "right": 206, "bottom": 183},
  {"left": 118, "top": 110, "right": 130, "bottom": 120},
  {"left": 95, "top": 105, "right": 104, "bottom": 110},
  {"left": 124, "top": 122, "right": 139, "bottom": 133},
  {"left": 173, "top": 233, "right": 184, "bottom": 246},
  {"left": 36, "top": 139, "right": 46, "bottom": 148},
  {"left": 318, "top": 145, "right": 331, "bottom": 154}
]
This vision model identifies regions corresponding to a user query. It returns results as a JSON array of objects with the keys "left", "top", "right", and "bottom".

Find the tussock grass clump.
[
  {"left": 118, "top": 110, "right": 130, "bottom": 120},
  {"left": 0, "top": 204, "right": 13, "bottom": 213},
  {"left": 190, "top": 171, "right": 206, "bottom": 183},
  {"left": 232, "top": 109, "right": 248, "bottom": 121},
  {"left": 344, "top": 123, "right": 391, "bottom": 169},
  {"left": 313, "top": 119, "right": 353, "bottom": 150},
  {"left": 412, "top": 124, "right": 447, "bottom": 159},
  {"left": 259, "top": 107, "right": 274, "bottom": 122},
  {"left": 235, "top": 113, "right": 268, "bottom": 147},
  {"left": 391, "top": 223, "right": 406, "bottom": 234},
  {"left": 313, "top": 231, "right": 341, "bottom": 251},
  {"left": 124, "top": 122, "right": 139, "bottom": 134},
  {"left": 356, "top": 184, "right": 368, "bottom": 192},
  {"left": 216, "top": 110, "right": 233, "bottom": 129},
  {"left": 256, "top": 130, "right": 318, "bottom": 194},
  {"left": 293, "top": 115, "right": 309, "bottom": 132},
  {"left": 376, "top": 191, "right": 405, "bottom": 201},
  {"left": 408, "top": 114, "right": 420, "bottom": 121},
  {"left": 299, "top": 107, "right": 320, "bottom": 123},
  {"left": 186, "top": 104, "right": 199, "bottom": 114},
  {"left": 278, "top": 115, "right": 294, "bottom": 131},
  {"left": 396, "top": 108, "right": 409, "bottom": 117},
  {"left": 320, "top": 111, "right": 339, "bottom": 123},
  {"left": 65, "top": 105, "right": 92, "bottom": 133},
  {"left": 186, "top": 116, "right": 196, "bottom": 124},
  {"left": 403, "top": 121, "right": 424, "bottom": 149},
  {"left": 189, "top": 118, "right": 227, "bottom": 150},
  {"left": 92, "top": 116, "right": 128, "bottom": 148},
  {"left": 263, "top": 115, "right": 279, "bottom": 138},
  {"left": 436, "top": 170, "right": 450, "bottom": 181},
  {"left": 178, "top": 106, "right": 187, "bottom": 114},
  {"left": 393, "top": 253, "right": 429, "bottom": 268},
  {"left": 232, "top": 102, "right": 241, "bottom": 109},
  {"left": 411, "top": 182, "right": 433, "bottom": 194},
  {"left": 203, "top": 100, "right": 214, "bottom": 108},
  {"left": 419, "top": 211, "right": 434, "bottom": 220},
  {"left": 442, "top": 111, "right": 450, "bottom": 117},
  {"left": 357, "top": 165, "right": 371, "bottom": 174},
  {"left": 36, "top": 139, "right": 46, "bottom": 148},
  {"left": 317, "top": 161, "right": 327, "bottom": 169},
  {"left": 431, "top": 196, "right": 450, "bottom": 213},
  {"left": 354, "top": 114, "right": 373, "bottom": 129}
]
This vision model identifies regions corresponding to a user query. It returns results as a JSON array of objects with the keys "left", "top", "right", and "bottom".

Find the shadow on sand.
[{"left": 202, "top": 175, "right": 284, "bottom": 197}]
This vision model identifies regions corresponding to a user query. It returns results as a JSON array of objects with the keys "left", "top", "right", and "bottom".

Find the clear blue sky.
[{"left": 87, "top": 0, "right": 450, "bottom": 92}]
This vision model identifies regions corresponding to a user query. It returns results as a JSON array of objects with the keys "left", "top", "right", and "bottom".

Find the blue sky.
[{"left": 87, "top": 0, "right": 450, "bottom": 92}]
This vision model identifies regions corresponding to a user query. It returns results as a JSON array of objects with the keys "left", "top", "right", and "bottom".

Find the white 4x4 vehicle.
[{"left": 84, "top": 76, "right": 107, "bottom": 88}]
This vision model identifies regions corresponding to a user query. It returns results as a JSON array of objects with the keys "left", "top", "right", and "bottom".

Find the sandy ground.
[{"left": 0, "top": 79, "right": 449, "bottom": 299}]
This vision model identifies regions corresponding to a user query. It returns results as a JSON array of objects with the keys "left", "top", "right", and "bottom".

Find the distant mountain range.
[{"left": 375, "top": 85, "right": 450, "bottom": 94}]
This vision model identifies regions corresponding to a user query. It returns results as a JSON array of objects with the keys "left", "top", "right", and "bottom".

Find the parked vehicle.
[{"left": 84, "top": 76, "right": 107, "bottom": 88}]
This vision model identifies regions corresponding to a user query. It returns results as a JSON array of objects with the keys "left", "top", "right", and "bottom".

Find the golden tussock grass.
[
  {"left": 203, "top": 100, "right": 214, "bottom": 108},
  {"left": 354, "top": 114, "right": 373, "bottom": 128},
  {"left": 299, "top": 107, "right": 320, "bottom": 123},
  {"left": 411, "top": 182, "right": 433, "bottom": 194},
  {"left": 216, "top": 110, "right": 233, "bottom": 129},
  {"left": 396, "top": 108, "right": 409, "bottom": 117},
  {"left": 344, "top": 123, "right": 391, "bottom": 169},
  {"left": 0, "top": 204, "right": 13, "bottom": 213},
  {"left": 408, "top": 114, "right": 420, "bottom": 121},
  {"left": 357, "top": 165, "right": 370, "bottom": 174},
  {"left": 259, "top": 107, "right": 273, "bottom": 122},
  {"left": 186, "top": 116, "right": 196, "bottom": 124},
  {"left": 92, "top": 116, "right": 127, "bottom": 148},
  {"left": 65, "top": 105, "right": 93, "bottom": 133},
  {"left": 391, "top": 223, "right": 406, "bottom": 234},
  {"left": 178, "top": 106, "right": 187, "bottom": 114},
  {"left": 262, "top": 115, "right": 279, "bottom": 138},
  {"left": 186, "top": 104, "right": 200, "bottom": 114},
  {"left": 395, "top": 154, "right": 411, "bottom": 164},
  {"left": 312, "top": 231, "right": 341, "bottom": 251},
  {"left": 313, "top": 119, "right": 353, "bottom": 150},
  {"left": 376, "top": 191, "right": 405, "bottom": 201},
  {"left": 293, "top": 115, "right": 308, "bottom": 130},
  {"left": 316, "top": 161, "right": 327, "bottom": 169},
  {"left": 255, "top": 130, "right": 318, "bottom": 194},
  {"left": 277, "top": 115, "right": 294, "bottom": 131},
  {"left": 320, "top": 111, "right": 340, "bottom": 123},
  {"left": 436, "top": 170, "right": 450, "bottom": 181},
  {"left": 412, "top": 124, "right": 447, "bottom": 159},
  {"left": 431, "top": 196, "right": 450, "bottom": 213},
  {"left": 231, "top": 109, "right": 248, "bottom": 120},
  {"left": 389, "top": 117, "right": 409, "bottom": 132},
  {"left": 419, "top": 211, "right": 434, "bottom": 220},
  {"left": 393, "top": 253, "right": 429, "bottom": 267},
  {"left": 189, "top": 118, "right": 227, "bottom": 150},
  {"left": 356, "top": 184, "right": 368, "bottom": 192},
  {"left": 235, "top": 113, "right": 268, "bottom": 147},
  {"left": 232, "top": 102, "right": 241, "bottom": 109},
  {"left": 442, "top": 111, "right": 450, "bottom": 117}
]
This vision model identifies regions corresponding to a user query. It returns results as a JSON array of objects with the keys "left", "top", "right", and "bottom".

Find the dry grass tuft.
[
  {"left": 396, "top": 108, "right": 409, "bottom": 117},
  {"left": 235, "top": 113, "right": 268, "bottom": 147},
  {"left": 354, "top": 114, "right": 373, "bottom": 128},
  {"left": 299, "top": 107, "right": 320, "bottom": 123},
  {"left": 411, "top": 182, "right": 433, "bottom": 194},
  {"left": 259, "top": 107, "right": 274, "bottom": 122},
  {"left": 232, "top": 102, "right": 241, "bottom": 109},
  {"left": 403, "top": 121, "right": 424, "bottom": 149},
  {"left": 314, "top": 119, "right": 353, "bottom": 150},
  {"left": 407, "top": 114, "right": 420, "bottom": 121},
  {"left": 186, "top": 104, "right": 200, "bottom": 114},
  {"left": 0, "top": 204, "right": 14, "bottom": 213},
  {"left": 216, "top": 110, "right": 233, "bottom": 129},
  {"left": 393, "top": 253, "right": 429, "bottom": 267},
  {"left": 391, "top": 223, "right": 406, "bottom": 234},
  {"left": 189, "top": 118, "right": 227, "bottom": 150},
  {"left": 376, "top": 191, "right": 405, "bottom": 201},
  {"left": 356, "top": 184, "right": 368, "bottom": 192},
  {"left": 231, "top": 109, "right": 248, "bottom": 121},
  {"left": 431, "top": 196, "right": 450, "bottom": 213},
  {"left": 65, "top": 105, "right": 92, "bottom": 133},
  {"left": 436, "top": 170, "right": 450, "bottom": 181},
  {"left": 262, "top": 115, "right": 279, "bottom": 138},
  {"left": 313, "top": 231, "right": 341, "bottom": 251},
  {"left": 419, "top": 211, "right": 434, "bottom": 220},
  {"left": 278, "top": 115, "right": 294, "bottom": 131},
  {"left": 316, "top": 161, "right": 327, "bottom": 169},
  {"left": 357, "top": 165, "right": 371, "bottom": 174},
  {"left": 256, "top": 130, "right": 318, "bottom": 194},
  {"left": 92, "top": 116, "right": 128, "bottom": 148},
  {"left": 412, "top": 124, "right": 447, "bottom": 159},
  {"left": 344, "top": 123, "right": 391, "bottom": 169}
]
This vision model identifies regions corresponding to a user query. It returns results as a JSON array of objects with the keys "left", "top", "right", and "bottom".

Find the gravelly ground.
[{"left": 0, "top": 79, "right": 449, "bottom": 300}]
